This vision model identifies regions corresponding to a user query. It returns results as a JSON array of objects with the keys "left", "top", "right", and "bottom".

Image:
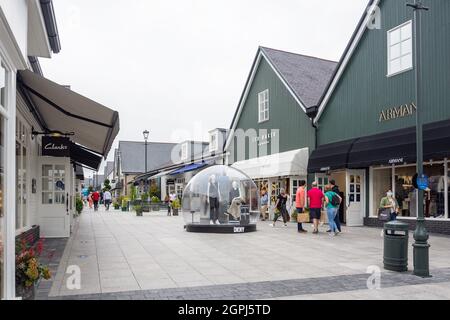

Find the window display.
[
  {"left": 182, "top": 165, "right": 259, "bottom": 233},
  {"left": 373, "top": 168, "right": 392, "bottom": 216}
]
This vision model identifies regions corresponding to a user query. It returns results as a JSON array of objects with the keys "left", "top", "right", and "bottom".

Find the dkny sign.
[{"left": 42, "top": 136, "right": 71, "bottom": 157}]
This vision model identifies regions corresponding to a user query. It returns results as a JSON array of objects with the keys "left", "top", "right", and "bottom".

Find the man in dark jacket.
[{"left": 328, "top": 180, "right": 342, "bottom": 233}]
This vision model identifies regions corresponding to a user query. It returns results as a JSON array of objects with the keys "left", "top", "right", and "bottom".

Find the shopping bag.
[{"left": 297, "top": 212, "right": 310, "bottom": 223}]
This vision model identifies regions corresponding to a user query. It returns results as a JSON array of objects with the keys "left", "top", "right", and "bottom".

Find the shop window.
[
  {"left": 387, "top": 21, "right": 413, "bottom": 77},
  {"left": 42, "top": 164, "right": 66, "bottom": 205},
  {"left": 258, "top": 89, "right": 269, "bottom": 123},
  {"left": 394, "top": 166, "right": 417, "bottom": 217},
  {"left": 424, "top": 163, "right": 446, "bottom": 219},
  {"left": 372, "top": 168, "right": 392, "bottom": 217},
  {"left": 15, "top": 119, "right": 29, "bottom": 230}
]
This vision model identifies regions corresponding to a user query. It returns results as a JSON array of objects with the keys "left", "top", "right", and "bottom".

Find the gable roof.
[
  {"left": 225, "top": 46, "right": 337, "bottom": 151},
  {"left": 314, "top": 0, "right": 379, "bottom": 123},
  {"left": 103, "top": 161, "right": 114, "bottom": 178},
  {"left": 261, "top": 47, "right": 338, "bottom": 109},
  {"left": 118, "top": 141, "right": 177, "bottom": 174}
]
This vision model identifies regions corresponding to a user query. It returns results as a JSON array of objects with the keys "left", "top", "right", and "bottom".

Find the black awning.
[
  {"left": 308, "top": 119, "right": 450, "bottom": 173},
  {"left": 348, "top": 127, "right": 416, "bottom": 168},
  {"left": 307, "top": 139, "right": 357, "bottom": 173},
  {"left": 423, "top": 119, "right": 450, "bottom": 160},
  {"left": 75, "top": 164, "right": 85, "bottom": 180},
  {"left": 70, "top": 143, "right": 102, "bottom": 171}
]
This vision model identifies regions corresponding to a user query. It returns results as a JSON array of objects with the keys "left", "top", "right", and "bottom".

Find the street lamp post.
[
  {"left": 407, "top": 0, "right": 430, "bottom": 278},
  {"left": 143, "top": 130, "right": 150, "bottom": 192}
]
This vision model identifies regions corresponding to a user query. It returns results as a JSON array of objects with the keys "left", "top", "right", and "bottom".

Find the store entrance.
[
  {"left": 326, "top": 172, "right": 347, "bottom": 225},
  {"left": 38, "top": 157, "right": 73, "bottom": 238}
]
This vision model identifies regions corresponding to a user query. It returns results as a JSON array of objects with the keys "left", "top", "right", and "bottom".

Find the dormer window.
[
  {"left": 209, "top": 132, "right": 219, "bottom": 153},
  {"left": 181, "top": 142, "right": 188, "bottom": 161}
]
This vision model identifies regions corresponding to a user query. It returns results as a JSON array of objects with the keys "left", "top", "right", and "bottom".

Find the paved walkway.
[{"left": 43, "top": 207, "right": 450, "bottom": 299}]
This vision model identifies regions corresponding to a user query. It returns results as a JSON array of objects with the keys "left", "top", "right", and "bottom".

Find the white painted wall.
[{"left": 0, "top": 0, "right": 28, "bottom": 61}]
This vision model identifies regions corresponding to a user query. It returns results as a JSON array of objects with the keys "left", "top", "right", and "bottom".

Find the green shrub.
[
  {"left": 151, "top": 196, "right": 160, "bottom": 203},
  {"left": 75, "top": 197, "right": 84, "bottom": 214}
]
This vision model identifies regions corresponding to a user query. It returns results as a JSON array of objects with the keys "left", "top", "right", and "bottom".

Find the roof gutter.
[
  {"left": 28, "top": 56, "right": 43, "bottom": 76},
  {"left": 39, "top": 0, "right": 61, "bottom": 54}
]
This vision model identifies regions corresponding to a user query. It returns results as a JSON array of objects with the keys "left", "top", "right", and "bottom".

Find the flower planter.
[
  {"left": 152, "top": 204, "right": 160, "bottom": 212},
  {"left": 16, "top": 284, "right": 36, "bottom": 300},
  {"left": 136, "top": 211, "right": 143, "bottom": 217},
  {"left": 172, "top": 208, "right": 179, "bottom": 216}
]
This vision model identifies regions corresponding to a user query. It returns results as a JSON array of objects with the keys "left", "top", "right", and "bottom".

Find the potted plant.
[
  {"left": 113, "top": 202, "right": 120, "bottom": 210},
  {"left": 141, "top": 193, "right": 150, "bottom": 212},
  {"left": 15, "top": 240, "right": 51, "bottom": 300},
  {"left": 134, "top": 205, "right": 143, "bottom": 217},
  {"left": 151, "top": 196, "right": 160, "bottom": 211},
  {"left": 171, "top": 199, "right": 181, "bottom": 216},
  {"left": 75, "top": 196, "right": 84, "bottom": 216},
  {"left": 121, "top": 197, "right": 130, "bottom": 212}
]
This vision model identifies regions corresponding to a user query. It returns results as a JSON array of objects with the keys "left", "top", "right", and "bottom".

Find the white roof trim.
[
  {"left": 314, "top": 0, "right": 381, "bottom": 124},
  {"left": 224, "top": 49, "right": 308, "bottom": 152}
]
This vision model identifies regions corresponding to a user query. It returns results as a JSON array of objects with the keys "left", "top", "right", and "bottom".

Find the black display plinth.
[{"left": 185, "top": 224, "right": 257, "bottom": 234}]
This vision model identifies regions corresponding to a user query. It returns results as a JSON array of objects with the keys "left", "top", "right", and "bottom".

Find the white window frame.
[
  {"left": 387, "top": 20, "right": 413, "bottom": 77},
  {"left": 258, "top": 89, "right": 269, "bottom": 123},
  {"left": 209, "top": 132, "right": 219, "bottom": 153},
  {"left": 181, "top": 142, "right": 188, "bottom": 161}
]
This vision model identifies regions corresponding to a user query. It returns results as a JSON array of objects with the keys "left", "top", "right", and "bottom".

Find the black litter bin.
[{"left": 383, "top": 220, "right": 409, "bottom": 272}]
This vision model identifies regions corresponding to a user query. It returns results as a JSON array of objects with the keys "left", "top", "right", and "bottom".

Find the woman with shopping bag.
[{"left": 296, "top": 180, "right": 308, "bottom": 233}]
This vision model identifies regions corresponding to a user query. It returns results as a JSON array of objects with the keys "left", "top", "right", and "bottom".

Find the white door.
[
  {"left": 346, "top": 170, "right": 365, "bottom": 227},
  {"left": 38, "top": 157, "right": 71, "bottom": 238}
]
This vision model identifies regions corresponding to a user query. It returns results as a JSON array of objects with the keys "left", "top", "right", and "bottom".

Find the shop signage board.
[
  {"left": 379, "top": 103, "right": 417, "bottom": 123},
  {"left": 42, "top": 136, "right": 71, "bottom": 157},
  {"left": 413, "top": 174, "right": 429, "bottom": 190}
]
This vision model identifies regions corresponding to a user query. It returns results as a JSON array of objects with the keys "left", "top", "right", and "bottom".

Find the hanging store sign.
[
  {"left": 379, "top": 102, "right": 417, "bottom": 123},
  {"left": 42, "top": 136, "right": 71, "bottom": 157}
]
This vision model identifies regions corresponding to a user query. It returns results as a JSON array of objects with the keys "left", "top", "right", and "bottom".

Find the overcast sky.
[{"left": 40, "top": 0, "right": 368, "bottom": 176}]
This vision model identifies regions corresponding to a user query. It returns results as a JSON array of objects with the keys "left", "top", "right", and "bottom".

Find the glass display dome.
[{"left": 182, "top": 165, "right": 259, "bottom": 233}]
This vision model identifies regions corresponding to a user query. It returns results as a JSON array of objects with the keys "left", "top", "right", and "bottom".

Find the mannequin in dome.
[
  {"left": 227, "top": 180, "right": 244, "bottom": 220},
  {"left": 207, "top": 174, "right": 221, "bottom": 225}
]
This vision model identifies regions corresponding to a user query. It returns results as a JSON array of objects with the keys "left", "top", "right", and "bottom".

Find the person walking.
[
  {"left": 271, "top": 188, "right": 289, "bottom": 228},
  {"left": 380, "top": 190, "right": 400, "bottom": 221},
  {"left": 260, "top": 188, "right": 269, "bottom": 221},
  {"left": 169, "top": 191, "right": 177, "bottom": 217},
  {"left": 328, "top": 180, "right": 342, "bottom": 233},
  {"left": 92, "top": 190, "right": 100, "bottom": 211},
  {"left": 88, "top": 192, "right": 93, "bottom": 210},
  {"left": 324, "top": 185, "right": 342, "bottom": 237},
  {"left": 307, "top": 181, "right": 324, "bottom": 234},
  {"left": 295, "top": 180, "right": 308, "bottom": 233},
  {"left": 164, "top": 195, "right": 171, "bottom": 215},
  {"left": 103, "top": 189, "right": 112, "bottom": 211}
]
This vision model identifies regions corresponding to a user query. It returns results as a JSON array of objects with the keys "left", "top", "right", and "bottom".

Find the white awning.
[
  {"left": 231, "top": 148, "right": 309, "bottom": 179},
  {"left": 18, "top": 70, "right": 120, "bottom": 157}
]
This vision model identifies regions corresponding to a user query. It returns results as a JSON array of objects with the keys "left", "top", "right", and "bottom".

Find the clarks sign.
[
  {"left": 42, "top": 136, "right": 70, "bottom": 157},
  {"left": 379, "top": 102, "right": 417, "bottom": 123}
]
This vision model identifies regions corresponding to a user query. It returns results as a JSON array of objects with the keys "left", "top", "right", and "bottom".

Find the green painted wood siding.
[
  {"left": 228, "top": 58, "right": 315, "bottom": 163},
  {"left": 318, "top": 0, "right": 450, "bottom": 145}
]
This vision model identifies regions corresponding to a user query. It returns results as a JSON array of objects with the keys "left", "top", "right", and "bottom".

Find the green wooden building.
[
  {"left": 225, "top": 46, "right": 336, "bottom": 210},
  {"left": 309, "top": 0, "right": 450, "bottom": 233}
]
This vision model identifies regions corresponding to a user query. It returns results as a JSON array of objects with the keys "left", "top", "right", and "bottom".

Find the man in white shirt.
[{"left": 103, "top": 190, "right": 112, "bottom": 211}]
